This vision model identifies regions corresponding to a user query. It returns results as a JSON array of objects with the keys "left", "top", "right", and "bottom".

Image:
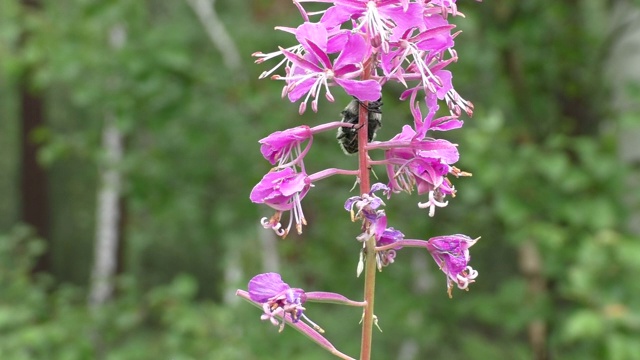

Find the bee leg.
[{"left": 355, "top": 98, "right": 383, "bottom": 113}]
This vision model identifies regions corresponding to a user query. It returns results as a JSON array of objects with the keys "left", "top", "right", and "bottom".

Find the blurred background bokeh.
[{"left": 1, "top": 0, "right": 640, "bottom": 359}]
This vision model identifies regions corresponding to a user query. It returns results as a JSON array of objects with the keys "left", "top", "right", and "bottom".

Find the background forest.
[{"left": 2, "top": 0, "right": 640, "bottom": 359}]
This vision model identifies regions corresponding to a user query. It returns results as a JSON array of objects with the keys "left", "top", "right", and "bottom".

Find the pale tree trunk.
[
  {"left": 519, "top": 241, "right": 548, "bottom": 360},
  {"left": 88, "top": 24, "right": 126, "bottom": 358},
  {"left": 609, "top": 0, "right": 640, "bottom": 234},
  {"left": 88, "top": 112, "right": 124, "bottom": 308},
  {"left": 185, "top": 0, "right": 242, "bottom": 72},
  {"left": 186, "top": 0, "right": 255, "bottom": 304},
  {"left": 396, "top": 252, "right": 434, "bottom": 360}
]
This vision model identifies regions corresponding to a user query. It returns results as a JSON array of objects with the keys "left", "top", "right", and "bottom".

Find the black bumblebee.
[{"left": 336, "top": 98, "right": 383, "bottom": 154}]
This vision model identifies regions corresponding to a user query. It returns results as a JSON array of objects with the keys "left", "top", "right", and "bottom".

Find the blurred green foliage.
[{"left": 1, "top": 0, "right": 640, "bottom": 359}]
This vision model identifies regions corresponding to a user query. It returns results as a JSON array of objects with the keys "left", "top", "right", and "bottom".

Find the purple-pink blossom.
[
  {"left": 250, "top": 168, "right": 311, "bottom": 211},
  {"left": 331, "top": 1, "right": 425, "bottom": 52},
  {"left": 374, "top": 233, "right": 479, "bottom": 296},
  {"left": 259, "top": 125, "right": 313, "bottom": 166},
  {"left": 241, "top": 272, "right": 367, "bottom": 335},
  {"left": 275, "top": 24, "right": 381, "bottom": 113},
  {"left": 248, "top": 273, "right": 308, "bottom": 332},
  {"left": 426, "top": 234, "right": 479, "bottom": 297},
  {"left": 376, "top": 227, "right": 404, "bottom": 268},
  {"left": 344, "top": 183, "right": 389, "bottom": 221},
  {"left": 250, "top": 168, "right": 311, "bottom": 237},
  {"left": 255, "top": 0, "right": 472, "bottom": 118},
  {"left": 370, "top": 125, "right": 463, "bottom": 216}
]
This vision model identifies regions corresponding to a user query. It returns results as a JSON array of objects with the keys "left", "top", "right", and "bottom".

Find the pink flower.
[
  {"left": 250, "top": 168, "right": 311, "bottom": 237},
  {"left": 375, "top": 227, "right": 404, "bottom": 268},
  {"left": 426, "top": 234, "right": 479, "bottom": 297},
  {"left": 248, "top": 273, "right": 308, "bottom": 332},
  {"left": 331, "top": 1, "right": 424, "bottom": 52},
  {"left": 370, "top": 125, "right": 463, "bottom": 216},
  {"left": 259, "top": 126, "right": 313, "bottom": 166},
  {"left": 376, "top": 233, "right": 480, "bottom": 297},
  {"left": 240, "top": 272, "right": 365, "bottom": 336},
  {"left": 276, "top": 24, "right": 381, "bottom": 113}
]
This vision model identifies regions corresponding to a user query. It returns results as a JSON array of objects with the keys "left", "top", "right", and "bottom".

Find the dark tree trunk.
[{"left": 20, "top": 0, "right": 51, "bottom": 275}]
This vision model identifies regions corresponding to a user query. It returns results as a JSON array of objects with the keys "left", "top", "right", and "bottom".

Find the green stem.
[{"left": 359, "top": 234, "right": 377, "bottom": 359}]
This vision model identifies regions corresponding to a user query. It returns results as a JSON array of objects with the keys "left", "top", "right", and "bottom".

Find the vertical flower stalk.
[
  {"left": 240, "top": 1, "right": 481, "bottom": 359},
  {"left": 357, "top": 62, "right": 377, "bottom": 360}
]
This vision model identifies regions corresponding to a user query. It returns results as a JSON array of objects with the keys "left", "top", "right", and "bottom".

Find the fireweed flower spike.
[{"left": 242, "top": 0, "right": 481, "bottom": 358}]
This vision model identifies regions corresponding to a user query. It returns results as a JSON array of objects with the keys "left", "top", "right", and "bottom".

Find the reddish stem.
[{"left": 358, "top": 59, "right": 376, "bottom": 360}]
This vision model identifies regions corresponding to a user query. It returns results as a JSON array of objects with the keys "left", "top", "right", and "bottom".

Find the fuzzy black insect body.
[{"left": 336, "top": 98, "right": 383, "bottom": 154}]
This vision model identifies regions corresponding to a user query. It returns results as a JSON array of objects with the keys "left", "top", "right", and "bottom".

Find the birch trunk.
[
  {"left": 88, "top": 112, "right": 124, "bottom": 308},
  {"left": 186, "top": 0, "right": 254, "bottom": 305},
  {"left": 609, "top": 1, "right": 640, "bottom": 234},
  {"left": 89, "top": 24, "right": 126, "bottom": 308},
  {"left": 185, "top": 0, "right": 242, "bottom": 72}
]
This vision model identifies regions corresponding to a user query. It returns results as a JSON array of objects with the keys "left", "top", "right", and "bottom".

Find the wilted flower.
[
  {"left": 426, "top": 234, "right": 479, "bottom": 297},
  {"left": 376, "top": 227, "right": 404, "bottom": 269},
  {"left": 344, "top": 182, "right": 389, "bottom": 221}
]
